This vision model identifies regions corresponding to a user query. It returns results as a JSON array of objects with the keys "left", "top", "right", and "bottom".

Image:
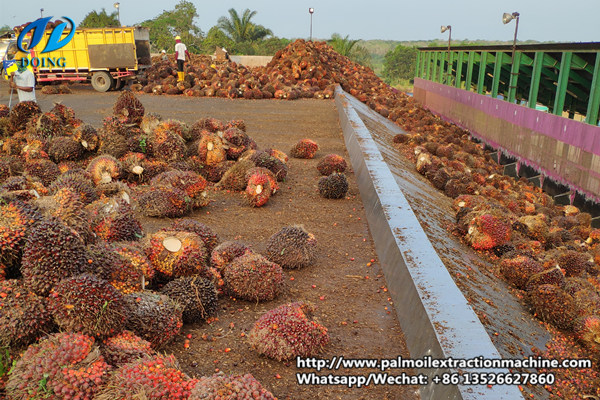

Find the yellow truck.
[{"left": 3, "top": 26, "right": 150, "bottom": 92}]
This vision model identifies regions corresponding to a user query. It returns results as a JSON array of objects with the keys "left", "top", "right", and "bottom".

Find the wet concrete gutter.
[{"left": 335, "top": 87, "right": 523, "bottom": 400}]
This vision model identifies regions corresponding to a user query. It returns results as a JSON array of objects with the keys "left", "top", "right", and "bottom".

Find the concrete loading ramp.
[{"left": 335, "top": 86, "right": 553, "bottom": 399}]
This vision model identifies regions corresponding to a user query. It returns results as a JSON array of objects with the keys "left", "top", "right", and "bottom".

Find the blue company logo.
[{"left": 17, "top": 16, "right": 76, "bottom": 54}]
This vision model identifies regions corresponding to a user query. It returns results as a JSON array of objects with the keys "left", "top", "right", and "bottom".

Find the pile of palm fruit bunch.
[
  {"left": 40, "top": 84, "right": 73, "bottom": 95},
  {"left": 0, "top": 93, "right": 341, "bottom": 399},
  {"left": 389, "top": 107, "right": 600, "bottom": 377},
  {"left": 135, "top": 39, "right": 395, "bottom": 101}
]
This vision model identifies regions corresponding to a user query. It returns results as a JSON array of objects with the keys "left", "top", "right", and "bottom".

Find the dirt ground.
[{"left": 0, "top": 82, "right": 420, "bottom": 400}]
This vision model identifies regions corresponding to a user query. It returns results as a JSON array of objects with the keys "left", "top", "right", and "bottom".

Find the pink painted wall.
[{"left": 414, "top": 78, "right": 600, "bottom": 201}]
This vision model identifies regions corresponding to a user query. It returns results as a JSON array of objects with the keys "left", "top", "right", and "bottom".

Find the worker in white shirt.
[
  {"left": 174, "top": 35, "right": 191, "bottom": 82},
  {"left": 9, "top": 54, "right": 36, "bottom": 103}
]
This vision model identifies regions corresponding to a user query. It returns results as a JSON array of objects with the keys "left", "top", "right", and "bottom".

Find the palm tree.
[
  {"left": 80, "top": 9, "right": 120, "bottom": 28},
  {"left": 329, "top": 33, "right": 359, "bottom": 57},
  {"left": 217, "top": 8, "right": 272, "bottom": 42}
]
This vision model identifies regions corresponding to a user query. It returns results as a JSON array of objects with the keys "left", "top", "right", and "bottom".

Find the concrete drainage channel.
[{"left": 334, "top": 87, "right": 523, "bottom": 400}]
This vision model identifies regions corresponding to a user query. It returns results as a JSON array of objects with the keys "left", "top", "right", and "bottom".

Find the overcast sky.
[{"left": 1, "top": 0, "right": 598, "bottom": 42}]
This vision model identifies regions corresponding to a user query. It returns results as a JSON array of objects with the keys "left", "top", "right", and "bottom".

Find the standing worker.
[
  {"left": 9, "top": 54, "right": 36, "bottom": 103},
  {"left": 174, "top": 35, "right": 191, "bottom": 82}
]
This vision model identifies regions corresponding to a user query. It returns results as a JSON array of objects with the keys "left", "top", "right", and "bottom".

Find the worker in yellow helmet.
[{"left": 174, "top": 35, "right": 191, "bottom": 82}]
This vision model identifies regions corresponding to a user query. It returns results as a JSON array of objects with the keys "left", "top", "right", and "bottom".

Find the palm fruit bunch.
[
  {"left": 558, "top": 250, "right": 595, "bottom": 277},
  {"left": 5, "top": 332, "right": 111, "bottom": 400},
  {"left": 94, "top": 354, "right": 197, "bottom": 400},
  {"left": 318, "top": 172, "right": 349, "bottom": 199},
  {"left": 95, "top": 180, "right": 132, "bottom": 202},
  {"left": 86, "top": 154, "right": 122, "bottom": 185},
  {"left": 8, "top": 100, "right": 41, "bottom": 131},
  {"left": 160, "top": 275, "right": 218, "bottom": 323},
  {"left": 151, "top": 170, "right": 209, "bottom": 208},
  {"left": 223, "top": 252, "right": 284, "bottom": 302},
  {"left": 189, "top": 373, "right": 276, "bottom": 400},
  {"left": 149, "top": 122, "right": 187, "bottom": 162},
  {"left": 101, "top": 330, "right": 154, "bottom": 367},
  {"left": 245, "top": 171, "right": 272, "bottom": 207},
  {"left": 124, "top": 291, "right": 183, "bottom": 349},
  {"left": 0, "top": 201, "right": 43, "bottom": 279},
  {"left": 120, "top": 152, "right": 146, "bottom": 181},
  {"left": 140, "top": 112, "right": 163, "bottom": 134},
  {"left": 193, "top": 117, "right": 225, "bottom": 133},
  {"left": 290, "top": 138, "right": 319, "bottom": 159},
  {"left": 197, "top": 131, "right": 227, "bottom": 166},
  {"left": 24, "top": 158, "right": 60, "bottom": 186},
  {"left": 25, "top": 111, "right": 65, "bottom": 139},
  {"left": 144, "top": 230, "right": 210, "bottom": 280},
  {"left": 249, "top": 151, "right": 288, "bottom": 182},
  {"left": 86, "top": 242, "right": 153, "bottom": 294},
  {"left": 113, "top": 91, "right": 145, "bottom": 124},
  {"left": 211, "top": 241, "right": 252, "bottom": 271},
  {"left": 317, "top": 154, "right": 348, "bottom": 175},
  {"left": 573, "top": 289, "right": 600, "bottom": 316},
  {"left": 246, "top": 167, "right": 279, "bottom": 194},
  {"left": 137, "top": 186, "right": 192, "bottom": 218},
  {"left": 86, "top": 197, "right": 143, "bottom": 242},
  {"left": 499, "top": 255, "right": 544, "bottom": 290},
  {"left": 49, "top": 171, "right": 98, "bottom": 205},
  {"left": 157, "top": 119, "right": 192, "bottom": 141},
  {"left": 40, "top": 187, "right": 95, "bottom": 244},
  {"left": 266, "top": 225, "right": 318, "bottom": 269},
  {"left": 525, "top": 266, "right": 566, "bottom": 291},
  {"left": 48, "top": 273, "right": 127, "bottom": 338},
  {"left": 50, "top": 102, "right": 78, "bottom": 126},
  {"left": 0, "top": 279, "right": 54, "bottom": 347},
  {"left": 528, "top": 284, "right": 578, "bottom": 330},
  {"left": 248, "top": 301, "right": 329, "bottom": 361},
  {"left": 222, "top": 127, "right": 251, "bottom": 160},
  {"left": 265, "top": 148, "right": 289, "bottom": 164},
  {"left": 199, "top": 159, "right": 235, "bottom": 183},
  {"left": 168, "top": 218, "right": 220, "bottom": 254},
  {"left": 574, "top": 315, "right": 600, "bottom": 356},
  {"left": 219, "top": 159, "right": 255, "bottom": 191},
  {"left": 72, "top": 124, "right": 100, "bottom": 152},
  {"left": 21, "top": 217, "right": 88, "bottom": 296},
  {"left": 0, "top": 104, "right": 9, "bottom": 118},
  {"left": 516, "top": 214, "right": 549, "bottom": 243},
  {"left": 465, "top": 210, "right": 512, "bottom": 251}
]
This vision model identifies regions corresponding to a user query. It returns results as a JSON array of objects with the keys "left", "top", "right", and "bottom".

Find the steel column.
[
  {"left": 553, "top": 52, "right": 573, "bottom": 116},
  {"left": 425, "top": 52, "right": 433, "bottom": 80},
  {"left": 438, "top": 51, "right": 445, "bottom": 83},
  {"left": 432, "top": 52, "right": 439, "bottom": 82},
  {"left": 477, "top": 51, "right": 488, "bottom": 94},
  {"left": 465, "top": 51, "right": 475, "bottom": 91},
  {"left": 455, "top": 51, "right": 464, "bottom": 89},
  {"left": 491, "top": 52, "right": 503, "bottom": 98},
  {"left": 507, "top": 51, "right": 521, "bottom": 103},
  {"left": 586, "top": 52, "right": 600, "bottom": 125},
  {"left": 528, "top": 52, "right": 544, "bottom": 108},
  {"left": 415, "top": 51, "right": 422, "bottom": 79}
]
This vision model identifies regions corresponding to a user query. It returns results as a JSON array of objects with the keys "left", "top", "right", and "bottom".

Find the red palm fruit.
[
  {"left": 211, "top": 241, "right": 252, "bottom": 270},
  {"left": 246, "top": 167, "right": 279, "bottom": 194},
  {"left": 466, "top": 211, "right": 512, "bottom": 250},
  {"left": 197, "top": 131, "right": 227, "bottom": 166},
  {"left": 265, "top": 148, "right": 289, "bottom": 164},
  {"left": 189, "top": 373, "right": 276, "bottom": 400},
  {"left": 151, "top": 169, "right": 209, "bottom": 208},
  {"left": 222, "top": 127, "right": 251, "bottom": 160},
  {"left": 218, "top": 158, "right": 255, "bottom": 191},
  {"left": 266, "top": 225, "right": 318, "bottom": 269},
  {"left": 317, "top": 154, "right": 347, "bottom": 175},
  {"left": 149, "top": 122, "right": 187, "bottom": 162},
  {"left": 575, "top": 315, "right": 600, "bottom": 355},
  {"left": 160, "top": 275, "right": 218, "bottom": 323},
  {"left": 86, "top": 154, "right": 122, "bottom": 185},
  {"left": 24, "top": 158, "right": 60, "bottom": 186},
  {"left": 318, "top": 172, "right": 349, "bottom": 199},
  {"left": 25, "top": 111, "right": 65, "bottom": 139},
  {"left": 167, "top": 218, "right": 220, "bottom": 254},
  {"left": 290, "top": 138, "right": 319, "bottom": 159},
  {"left": 144, "top": 230, "right": 210, "bottom": 280},
  {"left": 528, "top": 284, "right": 578, "bottom": 330},
  {"left": 86, "top": 197, "right": 143, "bottom": 242},
  {"left": 73, "top": 124, "right": 100, "bottom": 152},
  {"left": 245, "top": 171, "right": 272, "bottom": 207},
  {"left": 101, "top": 330, "right": 154, "bottom": 367},
  {"left": 137, "top": 186, "right": 192, "bottom": 218},
  {"left": 49, "top": 273, "right": 127, "bottom": 338},
  {"left": 223, "top": 252, "right": 284, "bottom": 302},
  {"left": 8, "top": 101, "right": 41, "bottom": 131},
  {"left": 113, "top": 91, "right": 145, "bottom": 124},
  {"left": 500, "top": 255, "right": 544, "bottom": 289},
  {"left": 249, "top": 301, "right": 329, "bottom": 361},
  {"left": 6, "top": 333, "right": 111, "bottom": 400}
]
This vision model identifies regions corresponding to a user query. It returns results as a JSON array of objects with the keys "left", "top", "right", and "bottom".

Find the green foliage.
[
  {"left": 201, "top": 26, "right": 235, "bottom": 54},
  {"left": 79, "top": 9, "right": 120, "bottom": 28},
  {"left": 382, "top": 44, "right": 418, "bottom": 85},
  {"left": 217, "top": 8, "right": 272, "bottom": 43},
  {"left": 328, "top": 34, "right": 372, "bottom": 69},
  {"left": 140, "top": 0, "right": 203, "bottom": 53}
]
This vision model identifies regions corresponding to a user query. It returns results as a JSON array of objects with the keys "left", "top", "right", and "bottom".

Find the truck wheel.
[
  {"left": 91, "top": 71, "right": 113, "bottom": 92},
  {"left": 111, "top": 79, "right": 126, "bottom": 91}
]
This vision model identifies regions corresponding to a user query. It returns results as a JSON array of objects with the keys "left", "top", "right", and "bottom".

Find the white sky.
[{"left": 1, "top": 0, "right": 599, "bottom": 42}]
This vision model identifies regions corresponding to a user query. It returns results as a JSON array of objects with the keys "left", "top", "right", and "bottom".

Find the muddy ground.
[{"left": 0, "top": 82, "right": 420, "bottom": 400}]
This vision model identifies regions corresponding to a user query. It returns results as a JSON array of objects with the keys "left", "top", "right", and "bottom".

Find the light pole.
[
  {"left": 309, "top": 8, "right": 314, "bottom": 41},
  {"left": 441, "top": 25, "right": 451, "bottom": 85},
  {"left": 502, "top": 12, "right": 520, "bottom": 65},
  {"left": 40, "top": 8, "right": 44, "bottom": 18},
  {"left": 114, "top": 2, "right": 121, "bottom": 26}
]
